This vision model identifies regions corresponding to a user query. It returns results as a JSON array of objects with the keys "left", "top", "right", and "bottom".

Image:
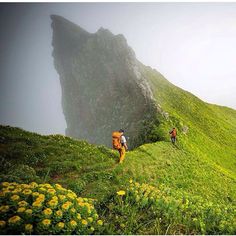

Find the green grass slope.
[
  {"left": 0, "top": 122, "right": 235, "bottom": 234},
  {"left": 144, "top": 66, "right": 236, "bottom": 178}
]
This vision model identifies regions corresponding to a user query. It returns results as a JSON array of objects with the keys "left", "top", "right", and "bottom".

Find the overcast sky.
[{"left": 0, "top": 3, "right": 236, "bottom": 135}]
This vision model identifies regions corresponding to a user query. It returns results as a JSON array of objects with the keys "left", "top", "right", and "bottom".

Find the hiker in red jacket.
[{"left": 169, "top": 127, "right": 177, "bottom": 144}]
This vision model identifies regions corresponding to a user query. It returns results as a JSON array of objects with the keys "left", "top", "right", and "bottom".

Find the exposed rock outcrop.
[{"left": 51, "top": 15, "right": 158, "bottom": 148}]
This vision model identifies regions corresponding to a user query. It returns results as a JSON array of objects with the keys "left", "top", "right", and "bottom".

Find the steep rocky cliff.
[{"left": 51, "top": 15, "right": 158, "bottom": 148}]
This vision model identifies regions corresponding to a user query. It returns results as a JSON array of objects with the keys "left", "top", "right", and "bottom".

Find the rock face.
[{"left": 51, "top": 15, "right": 157, "bottom": 148}]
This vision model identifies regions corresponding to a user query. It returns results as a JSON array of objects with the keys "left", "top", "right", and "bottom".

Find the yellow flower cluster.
[
  {"left": 0, "top": 205, "right": 9, "bottom": 213},
  {"left": 0, "top": 221, "right": 6, "bottom": 228},
  {"left": 25, "top": 223, "right": 33, "bottom": 232},
  {"left": 0, "top": 181, "right": 104, "bottom": 234},
  {"left": 62, "top": 201, "right": 73, "bottom": 211},
  {"left": 42, "top": 219, "right": 51, "bottom": 227},
  {"left": 8, "top": 216, "right": 21, "bottom": 224},
  {"left": 56, "top": 222, "right": 64, "bottom": 229},
  {"left": 17, "top": 207, "right": 26, "bottom": 213},
  {"left": 127, "top": 180, "right": 163, "bottom": 208},
  {"left": 43, "top": 208, "right": 52, "bottom": 217},
  {"left": 18, "top": 201, "right": 28, "bottom": 207},
  {"left": 56, "top": 210, "right": 63, "bottom": 217}
]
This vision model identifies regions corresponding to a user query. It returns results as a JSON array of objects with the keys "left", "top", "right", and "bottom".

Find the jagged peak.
[
  {"left": 50, "top": 14, "right": 90, "bottom": 37},
  {"left": 97, "top": 27, "right": 113, "bottom": 36}
]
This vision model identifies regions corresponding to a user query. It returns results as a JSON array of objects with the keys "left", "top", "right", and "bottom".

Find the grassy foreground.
[{"left": 0, "top": 124, "right": 235, "bottom": 234}]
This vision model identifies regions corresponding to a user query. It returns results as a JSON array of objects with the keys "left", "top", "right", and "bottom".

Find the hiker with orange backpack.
[
  {"left": 112, "top": 129, "right": 128, "bottom": 164},
  {"left": 169, "top": 127, "right": 177, "bottom": 144}
]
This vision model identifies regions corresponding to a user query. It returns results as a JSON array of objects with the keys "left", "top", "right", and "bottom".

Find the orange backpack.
[
  {"left": 172, "top": 129, "right": 177, "bottom": 137},
  {"left": 112, "top": 131, "right": 122, "bottom": 150}
]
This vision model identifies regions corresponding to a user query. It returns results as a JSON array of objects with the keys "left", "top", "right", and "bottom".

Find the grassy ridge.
[
  {"left": 144, "top": 66, "right": 236, "bottom": 177},
  {"left": 1, "top": 124, "right": 235, "bottom": 204}
]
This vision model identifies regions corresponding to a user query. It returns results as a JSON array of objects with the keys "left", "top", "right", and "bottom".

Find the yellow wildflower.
[
  {"left": 39, "top": 187, "right": 47, "bottom": 192},
  {"left": 55, "top": 183, "right": 63, "bottom": 189},
  {"left": 56, "top": 210, "right": 63, "bottom": 217},
  {"left": 0, "top": 205, "right": 9, "bottom": 213},
  {"left": 8, "top": 185, "right": 15, "bottom": 190},
  {"left": 8, "top": 215, "right": 21, "bottom": 224},
  {"left": 12, "top": 189, "right": 21, "bottom": 194},
  {"left": 88, "top": 217, "right": 93, "bottom": 223},
  {"left": 56, "top": 222, "right": 65, "bottom": 229},
  {"left": 60, "top": 187, "right": 67, "bottom": 192},
  {"left": 70, "top": 207, "right": 76, "bottom": 213},
  {"left": 97, "top": 220, "right": 103, "bottom": 226},
  {"left": 42, "top": 219, "right": 51, "bottom": 227},
  {"left": 90, "top": 227, "right": 95, "bottom": 232},
  {"left": 29, "top": 182, "right": 38, "bottom": 188},
  {"left": 11, "top": 194, "right": 20, "bottom": 201},
  {"left": 23, "top": 189, "right": 32, "bottom": 195},
  {"left": 48, "top": 188, "right": 56, "bottom": 195},
  {"left": 81, "top": 219, "right": 88, "bottom": 225},
  {"left": 32, "top": 201, "right": 42, "bottom": 208},
  {"left": 77, "top": 197, "right": 84, "bottom": 203},
  {"left": 117, "top": 190, "right": 126, "bottom": 196},
  {"left": 43, "top": 208, "right": 53, "bottom": 216},
  {"left": 70, "top": 220, "right": 77, "bottom": 227},
  {"left": 25, "top": 209, "right": 33, "bottom": 215},
  {"left": 62, "top": 203, "right": 70, "bottom": 211},
  {"left": 21, "top": 184, "right": 30, "bottom": 189},
  {"left": 38, "top": 193, "right": 45, "bottom": 199},
  {"left": 58, "top": 195, "right": 66, "bottom": 201},
  {"left": 42, "top": 183, "right": 52, "bottom": 188},
  {"left": 129, "top": 179, "right": 133, "bottom": 183},
  {"left": 52, "top": 196, "right": 58, "bottom": 201},
  {"left": 25, "top": 224, "right": 33, "bottom": 232},
  {"left": 48, "top": 199, "right": 58, "bottom": 208},
  {"left": 0, "top": 220, "right": 6, "bottom": 228},
  {"left": 94, "top": 213, "right": 98, "bottom": 219},
  {"left": 17, "top": 207, "right": 26, "bottom": 213},
  {"left": 77, "top": 213, "right": 81, "bottom": 220},
  {"left": 2, "top": 182, "right": 10, "bottom": 187},
  {"left": 36, "top": 195, "right": 45, "bottom": 203},
  {"left": 62, "top": 201, "right": 72, "bottom": 211},
  {"left": 83, "top": 197, "right": 88, "bottom": 202},
  {"left": 18, "top": 201, "right": 28, "bottom": 207},
  {"left": 67, "top": 193, "right": 76, "bottom": 200},
  {"left": 32, "top": 192, "right": 40, "bottom": 198}
]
